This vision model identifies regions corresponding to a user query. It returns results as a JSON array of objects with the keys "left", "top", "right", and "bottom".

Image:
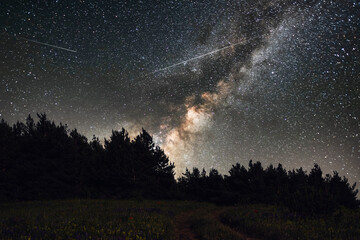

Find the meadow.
[
  {"left": 220, "top": 204, "right": 360, "bottom": 240},
  {"left": 1, "top": 200, "right": 359, "bottom": 240},
  {"left": 0, "top": 199, "right": 189, "bottom": 240}
]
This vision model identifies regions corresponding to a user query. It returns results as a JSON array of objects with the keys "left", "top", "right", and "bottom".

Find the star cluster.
[{"left": 1, "top": 0, "right": 359, "bottom": 186}]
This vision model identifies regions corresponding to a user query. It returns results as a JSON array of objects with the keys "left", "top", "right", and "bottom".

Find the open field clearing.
[
  {"left": 1, "top": 200, "right": 359, "bottom": 240},
  {"left": 220, "top": 204, "right": 360, "bottom": 240}
]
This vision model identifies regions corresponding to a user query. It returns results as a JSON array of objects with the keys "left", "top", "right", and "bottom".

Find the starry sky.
[{"left": 1, "top": 0, "right": 359, "bottom": 186}]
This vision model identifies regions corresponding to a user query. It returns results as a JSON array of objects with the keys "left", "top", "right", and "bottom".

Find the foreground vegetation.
[
  {"left": 1, "top": 115, "right": 359, "bottom": 239},
  {"left": 220, "top": 204, "right": 360, "bottom": 240},
  {"left": 0, "top": 199, "right": 197, "bottom": 240},
  {"left": 1, "top": 200, "right": 359, "bottom": 240}
]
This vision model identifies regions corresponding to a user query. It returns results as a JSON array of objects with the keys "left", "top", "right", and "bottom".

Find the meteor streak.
[
  {"left": 151, "top": 39, "right": 248, "bottom": 74},
  {"left": 22, "top": 38, "right": 77, "bottom": 53}
]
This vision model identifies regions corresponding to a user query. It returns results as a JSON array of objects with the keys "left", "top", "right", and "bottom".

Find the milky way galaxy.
[{"left": 1, "top": 1, "right": 359, "bottom": 186}]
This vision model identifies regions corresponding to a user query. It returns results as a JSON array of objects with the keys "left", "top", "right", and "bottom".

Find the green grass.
[
  {"left": 1, "top": 200, "right": 359, "bottom": 240},
  {"left": 220, "top": 204, "right": 360, "bottom": 240},
  {"left": 0, "top": 199, "right": 204, "bottom": 240}
]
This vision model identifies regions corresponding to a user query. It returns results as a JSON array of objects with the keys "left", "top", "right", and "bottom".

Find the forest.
[{"left": 0, "top": 114, "right": 359, "bottom": 215}]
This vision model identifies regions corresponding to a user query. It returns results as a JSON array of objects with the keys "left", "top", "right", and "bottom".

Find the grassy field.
[
  {"left": 0, "top": 199, "right": 198, "bottom": 240},
  {"left": 220, "top": 204, "right": 360, "bottom": 240},
  {"left": 1, "top": 200, "right": 359, "bottom": 240}
]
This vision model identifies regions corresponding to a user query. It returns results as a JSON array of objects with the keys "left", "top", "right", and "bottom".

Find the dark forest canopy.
[{"left": 0, "top": 114, "right": 358, "bottom": 215}]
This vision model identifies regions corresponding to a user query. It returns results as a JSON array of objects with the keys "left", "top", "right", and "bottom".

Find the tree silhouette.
[{"left": 0, "top": 114, "right": 358, "bottom": 215}]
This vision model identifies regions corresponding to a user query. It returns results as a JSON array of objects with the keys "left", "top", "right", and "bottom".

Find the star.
[{"left": 0, "top": 0, "right": 359, "bottom": 188}]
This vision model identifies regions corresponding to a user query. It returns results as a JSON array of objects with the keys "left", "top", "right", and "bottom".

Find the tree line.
[{"left": 0, "top": 114, "right": 358, "bottom": 215}]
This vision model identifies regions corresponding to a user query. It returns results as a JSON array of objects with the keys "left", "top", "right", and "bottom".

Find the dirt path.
[
  {"left": 174, "top": 207, "right": 260, "bottom": 240},
  {"left": 174, "top": 210, "right": 199, "bottom": 240},
  {"left": 210, "top": 208, "right": 260, "bottom": 240}
]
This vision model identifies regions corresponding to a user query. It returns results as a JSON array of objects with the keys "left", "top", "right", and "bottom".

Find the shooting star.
[
  {"left": 133, "top": 39, "right": 248, "bottom": 81},
  {"left": 150, "top": 39, "right": 248, "bottom": 75},
  {"left": 21, "top": 37, "right": 77, "bottom": 53}
]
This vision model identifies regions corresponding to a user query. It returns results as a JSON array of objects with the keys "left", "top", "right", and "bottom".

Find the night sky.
[{"left": 1, "top": 0, "right": 359, "bottom": 186}]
